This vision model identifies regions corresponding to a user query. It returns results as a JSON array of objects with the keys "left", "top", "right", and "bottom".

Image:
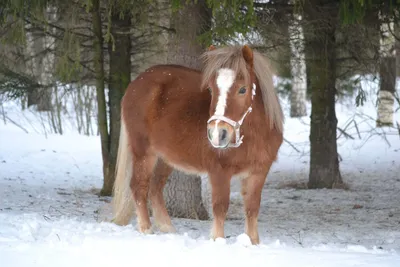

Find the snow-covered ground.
[{"left": 0, "top": 78, "right": 399, "bottom": 266}]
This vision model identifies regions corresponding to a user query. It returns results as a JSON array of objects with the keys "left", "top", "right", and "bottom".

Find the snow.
[{"left": 1, "top": 77, "right": 400, "bottom": 266}]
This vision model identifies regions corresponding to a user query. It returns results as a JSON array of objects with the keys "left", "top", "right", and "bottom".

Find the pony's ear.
[
  {"left": 208, "top": 45, "right": 216, "bottom": 51},
  {"left": 242, "top": 45, "right": 254, "bottom": 66}
]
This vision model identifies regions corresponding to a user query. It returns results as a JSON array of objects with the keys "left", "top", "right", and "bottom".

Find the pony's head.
[{"left": 201, "top": 45, "right": 283, "bottom": 149}]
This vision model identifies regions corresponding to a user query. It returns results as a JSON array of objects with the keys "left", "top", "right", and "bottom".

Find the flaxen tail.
[{"left": 112, "top": 114, "right": 135, "bottom": 225}]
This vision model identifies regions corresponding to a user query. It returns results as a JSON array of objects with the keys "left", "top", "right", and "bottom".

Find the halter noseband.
[{"left": 207, "top": 83, "right": 257, "bottom": 148}]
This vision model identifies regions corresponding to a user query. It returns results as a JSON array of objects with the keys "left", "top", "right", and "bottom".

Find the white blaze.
[{"left": 215, "top": 68, "right": 236, "bottom": 116}]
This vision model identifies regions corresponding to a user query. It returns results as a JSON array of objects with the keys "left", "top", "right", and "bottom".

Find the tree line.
[{"left": 0, "top": 0, "right": 399, "bottom": 219}]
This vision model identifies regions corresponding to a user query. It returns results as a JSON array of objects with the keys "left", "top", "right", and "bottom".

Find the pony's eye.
[
  {"left": 207, "top": 87, "right": 212, "bottom": 94},
  {"left": 238, "top": 87, "right": 247, "bottom": 94}
]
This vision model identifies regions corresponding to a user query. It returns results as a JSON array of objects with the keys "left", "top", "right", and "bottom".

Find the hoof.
[
  {"left": 158, "top": 223, "right": 176, "bottom": 233},
  {"left": 137, "top": 224, "right": 153, "bottom": 234},
  {"left": 210, "top": 226, "right": 224, "bottom": 241},
  {"left": 248, "top": 235, "right": 260, "bottom": 245}
]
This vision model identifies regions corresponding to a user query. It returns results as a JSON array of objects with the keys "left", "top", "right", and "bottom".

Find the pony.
[{"left": 112, "top": 45, "right": 284, "bottom": 245}]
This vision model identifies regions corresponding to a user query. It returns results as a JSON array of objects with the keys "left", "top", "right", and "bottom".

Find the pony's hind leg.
[
  {"left": 131, "top": 153, "right": 157, "bottom": 234},
  {"left": 149, "top": 159, "right": 175, "bottom": 233}
]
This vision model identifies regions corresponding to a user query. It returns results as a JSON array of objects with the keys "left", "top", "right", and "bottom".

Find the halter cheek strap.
[{"left": 207, "top": 83, "right": 257, "bottom": 148}]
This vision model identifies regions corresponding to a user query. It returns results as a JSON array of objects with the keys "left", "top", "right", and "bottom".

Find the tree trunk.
[
  {"left": 101, "top": 10, "right": 132, "bottom": 196},
  {"left": 163, "top": 0, "right": 212, "bottom": 220},
  {"left": 304, "top": 1, "right": 343, "bottom": 189},
  {"left": 164, "top": 172, "right": 209, "bottom": 220},
  {"left": 289, "top": 11, "right": 307, "bottom": 117},
  {"left": 91, "top": 0, "right": 110, "bottom": 187},
  {"left": 167, "top": 0, "right": 212, "bottom": 69},
  {"left": 25, "top": 22, "right": 52, "bottom": 111},
  {"left": 39, "top": 6, "right": 57, "bottom": 115},
  {"left": 377, "top": 13, "right": 396, "bottom": 127}
]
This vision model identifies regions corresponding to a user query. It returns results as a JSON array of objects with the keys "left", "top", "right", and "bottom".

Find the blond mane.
[{"left": 200, "top": 46, "right": 284, "bottom": 133}]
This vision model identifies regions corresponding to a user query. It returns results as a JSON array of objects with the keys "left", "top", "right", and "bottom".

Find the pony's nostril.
[
  {"left": 220, "top": 129, "right": 228, "bottom": 141},
  {"left": 207, "top": 129, "right": 213, "bottom": 140}
]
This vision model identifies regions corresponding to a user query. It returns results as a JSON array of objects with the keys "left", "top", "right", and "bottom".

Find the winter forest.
[{"left": 0, "top": 0, "right": 399, "bottom": 266}]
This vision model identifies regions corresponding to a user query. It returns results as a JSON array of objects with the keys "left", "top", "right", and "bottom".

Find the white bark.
[
  {"left": 377, "top": 90, "right": 395, "bottom": 125},
  {"left": 41, "top": 6, "right": 57, "bottom": 90},
  {"left": 377, "top": 12, "right": 396, "bottom": 127},
  {"left": 25, "top": 24, "right": 38, "bottom": 80},
  {"left": 25, "top": 5, "right": 57, "bottom": 111},
  {"left": 289, "top": 13, "right": 307, "bottom": 118}
]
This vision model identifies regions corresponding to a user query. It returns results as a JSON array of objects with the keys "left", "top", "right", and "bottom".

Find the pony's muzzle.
[{"left": 207, "top": 121, "right": 233, "bottom": 149}]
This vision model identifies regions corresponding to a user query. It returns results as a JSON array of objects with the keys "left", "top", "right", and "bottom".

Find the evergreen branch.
[
  {"left": 24, "top": 17, "right": 93, "bottom": 40},
  {"left": 0, "top": 64, "right": 42, "bottom": 94}
]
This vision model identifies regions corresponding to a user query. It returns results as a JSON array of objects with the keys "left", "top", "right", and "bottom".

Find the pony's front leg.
[
  {"left": 209, "top": 172, "right": 231, "bottom": 241},
  {"left": 241, "top": 167, "right": 270, "bottom": 245}
]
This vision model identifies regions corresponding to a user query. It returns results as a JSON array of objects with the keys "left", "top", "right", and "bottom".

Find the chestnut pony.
[{"left": 112, "top": 45, "right": 284, "bottom": 245}]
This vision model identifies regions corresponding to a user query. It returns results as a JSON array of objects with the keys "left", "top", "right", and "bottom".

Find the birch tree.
[
  {"left": 25, "top": 6, "right": 57, "bottom": 111},
  {"left": 289, "top": 5, "right": 307, "bottom": 117},
  {"left": 377, "top": 11, "right": 396, "bottom": 127}
]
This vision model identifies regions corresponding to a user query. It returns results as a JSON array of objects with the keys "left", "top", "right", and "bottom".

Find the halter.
[{"left": 207, "top": 83, "right": 257, "bottom": 148}]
